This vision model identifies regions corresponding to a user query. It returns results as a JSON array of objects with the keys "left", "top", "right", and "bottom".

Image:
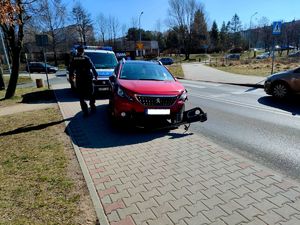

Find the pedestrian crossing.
[{"left": 181, "top": 80, "right": 264, "bottom": 97}]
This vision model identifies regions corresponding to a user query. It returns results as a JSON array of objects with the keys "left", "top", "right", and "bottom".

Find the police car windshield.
[
  {"left": 85, "top": 52, "right": 117, "bottom": 69},
  {"left": 120, "top": 63, "right": 175, "bottom": 81}
]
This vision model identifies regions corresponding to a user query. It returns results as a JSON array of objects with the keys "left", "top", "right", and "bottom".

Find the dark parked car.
[
  {"left": 26, "top": 62, "right": 58, "bottom": 73},
  {"left": 158, "top": 57, "right": 174, "bottom": 65},
  {"left": 256, "top": 52, "right": 271, "bottom": 59},
  {"left": 288, "top": 51, "right": 300, "bottom": 58},
  {"left": 225, "top": 54, "right": 240, "bottom": 60},
  {"left": 264, "top": 67, "right": 300, "bottom": 99}
]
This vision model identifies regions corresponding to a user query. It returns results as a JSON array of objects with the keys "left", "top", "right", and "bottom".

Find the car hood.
[
  {"left": 119, "top": 80, "right": 185, "bottom": 95},
  {"left": 266, "top": 70, "right": 293, "bottom": 81}
]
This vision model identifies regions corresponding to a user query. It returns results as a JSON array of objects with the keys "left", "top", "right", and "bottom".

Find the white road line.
[
  {"left": 180, "top": 80, "right": 222, "bottom": 87},
  {"left": 190, "top": 93, "right": 299, "bottom": 118},
  {"left": 183, "top": 83, "right": 206, "bottom": 89}
]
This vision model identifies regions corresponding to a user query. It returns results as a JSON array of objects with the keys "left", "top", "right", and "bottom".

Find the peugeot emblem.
[{"left": 156, "top": 98, "right": 160, "bottom": 104}]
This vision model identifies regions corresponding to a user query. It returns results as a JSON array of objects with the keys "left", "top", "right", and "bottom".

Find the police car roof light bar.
[{"left": 72, "top": 44, "right": 113, "bottom": 51}]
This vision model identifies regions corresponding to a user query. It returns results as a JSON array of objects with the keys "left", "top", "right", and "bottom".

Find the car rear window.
[{"left": 120, "top": 63, "right": 175, "bottom": 81}]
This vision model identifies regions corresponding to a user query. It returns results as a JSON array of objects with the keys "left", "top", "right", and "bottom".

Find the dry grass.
[
  {"left": 167, "top": 64, "right": 184, "bottom": 78},
  {"left": 0, "top": 87, "right": 47, "bottom": 107},
  {"left": 0, "top": 88, "right": 96, "bottom": 224},
  {"left": 211, "top": 59, "right": 300, "bottom": 77},
  {"left": 3, "top": 76, "right": 33, "bottom": 86}
]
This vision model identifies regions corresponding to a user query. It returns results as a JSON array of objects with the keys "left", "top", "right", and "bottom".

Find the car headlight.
[
  {"left": 179, "top": 90, "right": 188, "bottom": 101},
  {"left": 117, "top": 86, "right": 133, "bottom": 101}
]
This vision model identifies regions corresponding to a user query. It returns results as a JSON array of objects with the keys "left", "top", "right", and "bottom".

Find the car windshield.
[
  {"left": 85, "top": 52, "right": 117, "bottom": 69},
  {"left": 119, "top": 63, "right": 175, "bottom": 81}
]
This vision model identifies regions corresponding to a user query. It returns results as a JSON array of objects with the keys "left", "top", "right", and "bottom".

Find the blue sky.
[{"left": 65, "top": 0, "right": 299, "bottom": 32}]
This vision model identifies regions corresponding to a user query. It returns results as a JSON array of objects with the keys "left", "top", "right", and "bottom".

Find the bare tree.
[
  {"left": 130, "top": 17, "right": 138, "bottom": 29},
  {"left": 72, "top": 1, "right": 93, "bottom": 45},
  {"left": 108, "top": 15, "right": 119, "bottom": 47},
  {"left": 38, "top": 0, "right": 66, "bottom": 66},
  {"left": 0, "top": 0, "right": 37, "bottom": 99},
  {"left": 258, "top": 17, "right": 271, "bottom": 51},
  {"left": 96, "top": 13, "right": 107, "bottom": 44},
  {"left": 167, "top": 0, "right": 205, "bottom": 59}
]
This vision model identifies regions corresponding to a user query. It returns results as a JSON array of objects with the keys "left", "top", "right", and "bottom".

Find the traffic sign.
[
  {"left": 272, "top": 21, "right": 282, "bottom": 35},
  {"left": 136, "top": 42, "right": 144, "bottom": 50}
]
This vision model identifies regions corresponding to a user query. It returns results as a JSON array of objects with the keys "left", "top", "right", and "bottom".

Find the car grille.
[
  {"left": 136, "top": 95, "right": 177, "bottom": 107},
  {"left": 94, "top": 80, "right": 109, "bottom": 86}
]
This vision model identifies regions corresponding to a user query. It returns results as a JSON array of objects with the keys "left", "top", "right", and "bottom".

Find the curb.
[{"left": 52, "top": 87, "right": 109, "bottom": 225}]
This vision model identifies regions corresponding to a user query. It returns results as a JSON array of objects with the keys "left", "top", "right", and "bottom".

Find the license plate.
[
  {"left": 146, "top": 109, "right": 170, "bottom": 115},
  {"left": 98, "top": 87, "right": 109, "bottom": 91}
]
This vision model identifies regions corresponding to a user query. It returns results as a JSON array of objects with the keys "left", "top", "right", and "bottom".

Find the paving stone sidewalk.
[{"left": 53, "top": 83, "right": 300, "bottom": 225}]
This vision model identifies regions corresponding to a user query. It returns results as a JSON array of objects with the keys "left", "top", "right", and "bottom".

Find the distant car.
[
  {"left": 264, "top": 67, "right": 300, "bottom": 99},
  {"left": 256, "top": 52, "right": 271, "bottom": 59},
  {"left": 225, "top": 54, "right": 240, "bottom": 60},
  {"left": 288, "top": 51, "right": 300, "bottom": 58},
  {"left": 108, "top": 60, "right": 187, "bottom": 124},
  {"left": 26, "top": 62, "right": 58, "bottom": 73},
  {"left": 158, "top": 57, "right": 174, "bottom": 65}
]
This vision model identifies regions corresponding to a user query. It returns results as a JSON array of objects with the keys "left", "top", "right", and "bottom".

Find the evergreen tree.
[
  {"left": 191, "top": 9, "right": 209, "bottom": 53},
  {"left": 210, "top": 21, "right": 219, "bottom": 51},
  {"left": 219, "top": 21, "right": 229, "bottom": 51},
  {"left": 229, "top": 13, "right": 242, "bottom": 47}
]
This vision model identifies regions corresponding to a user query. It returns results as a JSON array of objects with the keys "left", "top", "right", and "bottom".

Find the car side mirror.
[{"left": 109, "top": 75, "right": 116, "bottom": 82}]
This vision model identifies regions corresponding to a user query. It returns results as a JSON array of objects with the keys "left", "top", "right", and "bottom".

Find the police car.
[{"left": 68, "top": 45, "right": 118, "bottom": 92}]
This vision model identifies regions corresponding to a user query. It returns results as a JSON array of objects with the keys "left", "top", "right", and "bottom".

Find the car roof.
[
  {"left": 122, "top": 60, "right": 160, "bottom": 65},
  {"left": 84, "top": 49, "right": 115, "bottom": 54}
]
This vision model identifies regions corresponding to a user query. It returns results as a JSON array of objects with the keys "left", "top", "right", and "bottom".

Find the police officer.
[{"left": 69, "top": 45, "right": 98, "bottom": 116}]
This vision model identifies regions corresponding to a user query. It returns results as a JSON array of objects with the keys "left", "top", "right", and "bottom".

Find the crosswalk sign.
[{"left": 272, "top": 21, "right": 282, "bottom": 35}]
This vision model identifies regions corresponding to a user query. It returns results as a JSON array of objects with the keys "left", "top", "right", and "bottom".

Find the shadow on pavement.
[
  {"left": 258, "top": 96, "right": 300, "bottom": 116},
  {"left": 65, "top": 104, "right": 192, "bottom": 149}
]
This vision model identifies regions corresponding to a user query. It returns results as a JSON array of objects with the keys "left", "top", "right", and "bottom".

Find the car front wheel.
[{"left": 271, "top": 82, "right": 289, "bottom": 99}]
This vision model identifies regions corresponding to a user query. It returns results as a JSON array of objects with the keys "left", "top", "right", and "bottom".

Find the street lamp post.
[
  {"left": 249, "top": 12, "right": 258, "bottom": 58},
  {"left": 138, "top": 11, "right": 143, "bottom": 57}
]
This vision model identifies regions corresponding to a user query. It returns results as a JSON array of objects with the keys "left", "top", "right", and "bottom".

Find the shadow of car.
[
  {"left": 264, "top": 67, "right": 300, "bottom": 99},
  {"left": 26, "top": 62, "right": 58, "bottom": 73}
]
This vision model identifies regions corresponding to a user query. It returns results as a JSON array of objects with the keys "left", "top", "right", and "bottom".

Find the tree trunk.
[
  {"left": 5, "top": 47, "right": 20, "bottom": 99},
  {"left": 0, "top": 64, "right": 5, "bottom": 90},
  {"left": 185, "top": 52, "right": 190, "bottom": 60},
  {"left": 4, "top": 0, "right": 24, "bottom": 99}
]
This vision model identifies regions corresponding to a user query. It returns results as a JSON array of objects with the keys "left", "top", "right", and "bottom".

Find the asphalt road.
[
  {"left": 180, "top": 79, "right": 300, "bottom": 181},
  {"left": 51, "top": 72, "right": 300, "bottom": 180}
]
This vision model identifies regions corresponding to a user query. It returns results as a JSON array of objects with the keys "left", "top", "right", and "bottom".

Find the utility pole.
[
  {"left": 138, "top": 11, "right": 143, "bottom": 57},
  {"left": 248, "top": 12, "right": 258, "bottom": 58}
]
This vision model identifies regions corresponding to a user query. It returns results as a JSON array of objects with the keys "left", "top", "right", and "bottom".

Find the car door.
[
  {"left": 37, "top": 63, "right": 45, "bottom": 72},
  {"left": 292, "top": 68, "right": 300, "bottom": 93}
]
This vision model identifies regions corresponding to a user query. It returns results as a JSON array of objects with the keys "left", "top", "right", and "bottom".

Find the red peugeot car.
[{"left": 108, "top": 60, "right": 187, "bottom": 125}]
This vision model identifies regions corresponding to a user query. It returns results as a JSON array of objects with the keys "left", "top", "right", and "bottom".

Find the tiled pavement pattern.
[{"left": 54, "top": 84, "right": 300, "bottom": 225}]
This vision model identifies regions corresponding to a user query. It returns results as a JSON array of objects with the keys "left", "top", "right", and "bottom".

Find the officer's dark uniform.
[{"left": 69, "top": 47, "right": 98, "bottom": 116}]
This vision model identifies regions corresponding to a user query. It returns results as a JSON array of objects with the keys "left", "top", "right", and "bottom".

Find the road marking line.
[
  {"left": 190, "top": 93, "right": 299, "bottom": 118},
  {"left": 181, "top": 80, "right": 222, "bottom": 87},
  {"left": 183, "top": 83, "right": 206, "bottom": 89}
]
